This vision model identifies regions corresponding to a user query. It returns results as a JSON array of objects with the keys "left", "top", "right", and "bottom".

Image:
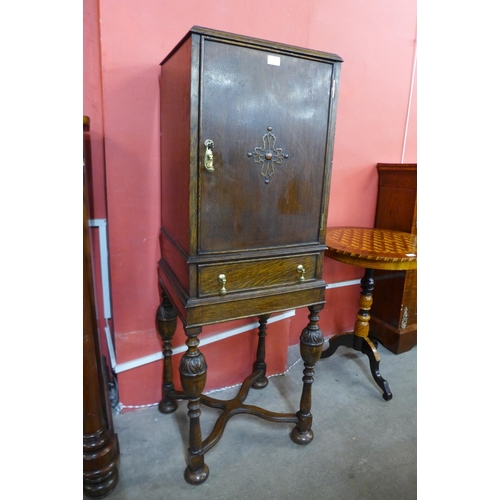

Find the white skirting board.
[{"left": 87, "top": 218, "right": 361, "bottom": 377}]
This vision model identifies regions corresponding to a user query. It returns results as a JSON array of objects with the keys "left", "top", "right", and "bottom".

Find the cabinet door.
[{"left": 198, "top": 39, "right": 334, "bottom": 254}]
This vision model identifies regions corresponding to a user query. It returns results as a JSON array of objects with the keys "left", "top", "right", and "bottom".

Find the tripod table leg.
[{"left": 353, "top": 268, "right": 392, "bottom": 401}]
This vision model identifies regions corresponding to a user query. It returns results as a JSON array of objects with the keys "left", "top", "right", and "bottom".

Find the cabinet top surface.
[
  {"left": 377, "top": 163, "right": 417, "bottom": 172},
  {"left": 160, "top": 26, "right": 343, "bottom": 65},
  {"left": 325, "top": 227, "right": 417, "bottom": 270}
]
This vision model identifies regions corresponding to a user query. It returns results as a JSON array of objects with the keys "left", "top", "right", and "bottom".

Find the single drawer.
[{"left": 198, "top": 254, "right": 318, "bottom": 298}]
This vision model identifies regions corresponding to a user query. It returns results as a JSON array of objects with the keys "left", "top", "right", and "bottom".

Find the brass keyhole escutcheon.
[
  {"left": 204, "top": 139, "right": 215, "bottom": 172},
  {"left": 218, "top": 274, "right": 227, "bottom": 295},
  {"left": 297, "top": 265, "right": 306, "bottom": 282}
]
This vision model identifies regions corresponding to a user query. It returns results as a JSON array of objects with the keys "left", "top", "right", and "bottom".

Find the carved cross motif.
[{"left": 247, "top": 127, "right": 289, "bottom": 183}]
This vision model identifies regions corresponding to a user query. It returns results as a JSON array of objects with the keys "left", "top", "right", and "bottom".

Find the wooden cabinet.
[
  {"left": 156, "top": 27, "right": 342, "bottom": 484},
  {"left": 369, "top": 163, "right": 417, "bottom": 354},
  {"left": 158, "top": 26, "right": 342, "bottom": 328}
]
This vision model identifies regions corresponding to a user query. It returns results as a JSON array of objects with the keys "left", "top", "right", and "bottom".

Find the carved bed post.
[{"left": 83, "top": 116, "right": 119, "bottom": 498}]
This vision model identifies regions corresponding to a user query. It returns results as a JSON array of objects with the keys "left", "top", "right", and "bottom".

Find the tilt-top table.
[{"left": 321, "top": 227, "right": 417, "bottom": 400}]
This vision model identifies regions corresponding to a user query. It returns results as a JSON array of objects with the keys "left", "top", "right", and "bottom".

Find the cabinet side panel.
[
  {"left": 160, "top": 38, "right": 192, "bottom": 253},
  {"left": 375, "top": 164, "right": 417, "bottom": 234},
  {"left": 319, "top": 62, "right": 341, "bottom": 245},
  {"left": 375, "top": 186, "right": 416, "bottom": 233},
  {"left": 403, "top": 269, "right": 417, "bottom": 326},
  {"left": 371, "top": 163, "right": 417, "bottom": 353},
  {"left": 371, "top": 273, "right": 406, "bottom": 328}
]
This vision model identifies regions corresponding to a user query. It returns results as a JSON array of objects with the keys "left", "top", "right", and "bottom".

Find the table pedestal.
[
  {"left": 322, "top": 227, "right": 417, "bottom": 401},
  {"left": 321, "top": 268, "right": 392, "bottom": 401}
]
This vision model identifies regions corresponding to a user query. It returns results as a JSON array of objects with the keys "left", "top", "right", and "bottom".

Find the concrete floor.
[{"left": 101, "top": 342, "right": 417, "bottom": 500}]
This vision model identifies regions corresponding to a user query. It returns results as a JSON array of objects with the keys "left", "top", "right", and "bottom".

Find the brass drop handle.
[
  {"left": 204, "top": 139, "right": 215, "bottom": 172},
  {"left": 297, "top": 265, "right": 306, "bottom": 282},
  {"left": 218, "top": 274, "right": 227, "bottom": 294}
]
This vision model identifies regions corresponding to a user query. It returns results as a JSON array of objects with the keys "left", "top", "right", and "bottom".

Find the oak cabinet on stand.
[
  {"left": 156, "top": 27, "right": 342, "bottom": 484},
  {"left": 369, "top": 163, "right": 417, "bottom": 354}
]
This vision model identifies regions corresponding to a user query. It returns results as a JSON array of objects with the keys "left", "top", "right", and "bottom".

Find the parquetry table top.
[{"left": 325, "top": 227, "right": 417, "bottom": 271}]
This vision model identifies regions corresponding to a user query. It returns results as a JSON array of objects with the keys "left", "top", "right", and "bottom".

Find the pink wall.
[{"left": 84, "top": 0, "right": 416, "bottom": 408}]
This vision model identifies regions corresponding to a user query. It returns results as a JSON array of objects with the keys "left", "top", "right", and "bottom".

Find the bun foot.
[
  {"left": 251, "top": 377, "right": 269, "bottom": 389},
  {"left": 158, "top": 398, "right": 178, "bottom": 414},
  {"left": 184, "top": 464, "right": 209, "bottom": 485},
  {"left": 290, "top": 427, "right": 314, "bottom": 445}
]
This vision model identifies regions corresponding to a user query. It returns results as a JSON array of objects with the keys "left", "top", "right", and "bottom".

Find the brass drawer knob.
[
  {"left": 296, "top": 265, "right": 306, "bottom": 282},
  {"left": 218, "top": 274, "right": 227, "bottom": 294}
]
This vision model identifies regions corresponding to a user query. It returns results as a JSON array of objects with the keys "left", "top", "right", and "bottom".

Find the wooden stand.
[{"left": 157, "top": 293, "right": 325, "bottom": 484}]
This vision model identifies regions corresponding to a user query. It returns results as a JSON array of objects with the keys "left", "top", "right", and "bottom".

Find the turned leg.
[
  {"left": 156, "top": 292, "right": 179, "bottom": 414},
  {"left": 180, "top": 326, "right": 209, "bottom": 485},
  {"left": 354, "top": 269, "right": 392, "bottom": 401},
  {"left": 352, "top": 268, "right": 375, "bottom": 345},
  {"left": 252, "top": 314, "right": 271, "bottom": 389},
  {"left": 291, "top": 304, "right": 324, "bottom": 445}
]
